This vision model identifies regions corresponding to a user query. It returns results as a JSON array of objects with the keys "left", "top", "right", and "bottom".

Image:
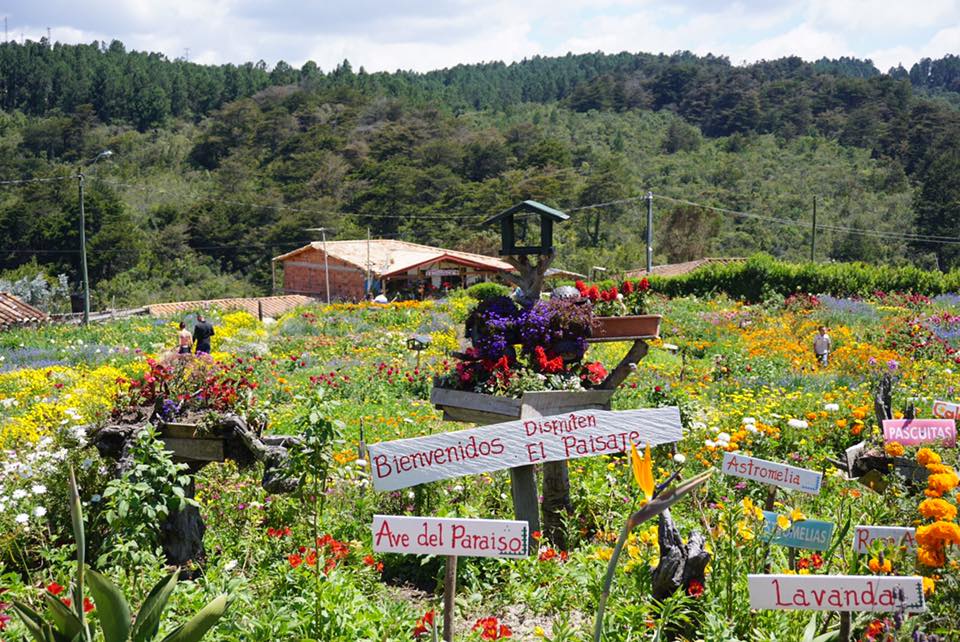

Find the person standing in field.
[
  {"left": 814, "top": 325, "right": 832, "bottom": 367},
  {"left": 193, "top": 314, "right": 215, "bottom": 355},
  {"left": 177, "top": 321, "right": 193, "bottom": 355}
]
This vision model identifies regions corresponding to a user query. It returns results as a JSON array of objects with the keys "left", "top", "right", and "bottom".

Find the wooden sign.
[
  {"left": 748, "top": 575, "right": 926, "bottom": 613},
  {"left": 372, "top": 515, "right": 528, "bottom": 558},
  {"left": 761, "top": 511, "right": 834, "bottom": 551},
  {"left": 853, "top": 526, "right": 917, "bottom": 555},
  {"left": 882, "top": 419, "right": 956, "bottom": 446},
  {"left": 368, "top": 407, "right": 682, "bottom": 491},
  {"left": 721, "top": 452, "right": 822, "bottom": 494},
  {"left": 932, "top": 400, "right": 960, "bottom": 420}
]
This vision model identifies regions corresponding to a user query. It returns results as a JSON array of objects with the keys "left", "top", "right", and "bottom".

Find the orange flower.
[
  {"left": 927, "top": 463, "right": 954, "bottom": 475},
  {"left": 868, "top": 557, "right": 892, "bottom": 574},
  {"left": 630, "top": 441, "right": 654, "bottom": 502},
  {"left": 916, "top": 521, "right": 960, "bottom": 549},
  {"left": 836, "top": 419, "right": 848, "bottom": 428},
  {"left": 928, "top": 472, "right": 960, "bottom": 497},
  {"left": 919, "top": 498, "right": 958, "bottom": 522},
  {"left": 917, "top": 448, "right": 942, "bottom": 466},
  {"left": 923, "top": 576, "right": 936, "bottom": 596},
  {"left": 918, "top": 545, "right": 946, "bottom": 568}
]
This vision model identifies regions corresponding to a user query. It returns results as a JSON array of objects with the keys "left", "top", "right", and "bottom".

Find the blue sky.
[{"left": 2, "top": 1, "right": 958, "bottom": 72}]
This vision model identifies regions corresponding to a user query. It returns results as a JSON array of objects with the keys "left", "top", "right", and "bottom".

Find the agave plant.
[{"left": 12, "top": 466, "right": 228, "bottom": 642}]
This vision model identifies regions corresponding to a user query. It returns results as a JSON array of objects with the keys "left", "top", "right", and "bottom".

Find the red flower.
[
  {"left": 585, "top": 362, "right": 607, "bottom": 385},
  {"left": 473, "top": 617, "right": 512, "bottom": 639},
  {"left": 0, "top": 611, "right": 10, "bottom": 630},
  {"left": 83, "top": 597, "right": 95, "bottom": 613},
  {"left": 46, "top": 582, "right": 65, "bottom": 596},
  {"left": 574, "top": 280, "right": 588, "bottom": 295},
  {"left": 363, "top": 554, "right": 384, "bottom": 572},
  {"left": 413, "top": 610, "right": 435, "bottom": 638},
  {"left": 531, "top": 531, "right": 542, "bottom": 541},
  {"left": 686, "top": 579, "right": 704, "bottom": 598},
  {"left": 622, "top": 280, "right": 635, "bottom": 294},
  {"left": 288, "top": 553, "right": 302, "bottom": 569},
  {"left": 533, "top": 346, "right": 564, "bottom": 374},
  {"left": 864, "top": 619, "right": 886, "bottom": 639},
  {"left": 587, "top": 285, "right": 600, "bottom": 302},
  {"left": 538, "top": 548, "right": 557, "bottom": 562},
  {"left": 61, "top": 598, "right": 72, "bottom": 608},
  {"left": 305, "top": 549, "right": 318, "bottom": 567}
]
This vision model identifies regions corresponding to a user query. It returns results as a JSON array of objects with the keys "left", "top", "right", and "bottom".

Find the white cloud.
[{"left": 2, "top": 0, "right": 958, "bottom": 72}]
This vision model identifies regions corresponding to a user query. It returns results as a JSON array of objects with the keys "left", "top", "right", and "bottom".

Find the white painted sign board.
[
  {"left": 932, "top": 399, "right": 960, "bottom": 419},
  {"left": 372, "top": 515, "right": 529, "bottom": 558},
  {"left": 368, "top": 407, "right": 682, "bottom": 491},
  {"left": 722, "top": 452, "right": 823, "bottom": 494},
  {"left": 852, "top": 526, "right": 917, "bottom": 555},
  {"left": 748, "top": 574, "right": 926, "bottom": 613}
]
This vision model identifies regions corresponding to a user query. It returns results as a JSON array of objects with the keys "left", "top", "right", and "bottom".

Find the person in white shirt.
[{"left": 814, "top": 326, "right": 832, "bottom": 366}]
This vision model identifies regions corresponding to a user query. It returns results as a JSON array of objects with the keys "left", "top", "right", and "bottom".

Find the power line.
[{"left": 0, "top": 174, "right": 78, "bottom": 186}]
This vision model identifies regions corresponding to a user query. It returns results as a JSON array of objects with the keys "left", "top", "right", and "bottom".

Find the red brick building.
[{"left": 272, "top": 239, "right": 513, "bottom": 301}]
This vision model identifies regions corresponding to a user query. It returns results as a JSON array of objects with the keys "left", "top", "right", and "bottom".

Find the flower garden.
[{"left": 1, "top": 288, "right": 959, "bottom": 641}]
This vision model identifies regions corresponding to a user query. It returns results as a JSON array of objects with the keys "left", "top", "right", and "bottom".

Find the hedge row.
[{"left": 644, "top": 255, "right": 960, "bottom": 301}]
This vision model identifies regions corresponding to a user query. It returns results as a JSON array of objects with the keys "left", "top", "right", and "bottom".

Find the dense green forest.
[{"left": 0, "top": 39, "right": 958, "bottom": 307}]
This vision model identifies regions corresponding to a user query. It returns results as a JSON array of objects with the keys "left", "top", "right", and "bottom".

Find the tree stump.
[{"left": 651, "top": 509, "right": 710, "bottom": 601}]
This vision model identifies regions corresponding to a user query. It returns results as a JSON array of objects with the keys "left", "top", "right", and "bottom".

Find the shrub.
[{"left": 465, "top": 282, "right": 510, "bottom": 301}]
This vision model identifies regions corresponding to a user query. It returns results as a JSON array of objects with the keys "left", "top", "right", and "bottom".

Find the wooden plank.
[
  {"left": 430, "top": 387, "right": 522, "bottom": 418},
  {"left": 368, "top": 407, "right": 682, "bottom": 491},
  {"left": 159, "top": 423, "right": 200, "bottom": 439},
  {"left": 160, "top": 437, "right": 224, "bottom": 462},
  {"left": 932, "top": 399, "right": 960, "bottom": 419},
  {"left": 882, "top": 419, "right": 956, "bottom": 446},
  {"left": 722, "top": 452, "right": 823, "bottom": 495},
  {"left": 440, "top": 407, "right": 516, "bottom": 425},
  {"left": 747, "top": 574, "right": 925, "bottom": 612},
  {"left": 372, "top": 515, "right": 528, "bottom": 558},
  {"left": 852, "top": 526, "right": 917, "bottom": 554}
]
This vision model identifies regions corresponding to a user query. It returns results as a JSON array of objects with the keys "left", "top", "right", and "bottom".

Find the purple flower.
[
  {"left": 734, "top": 482, "right": 747, "bottom": 490},
  {"left": 887, "top": 359, "right": 899, "bottom": 372}
]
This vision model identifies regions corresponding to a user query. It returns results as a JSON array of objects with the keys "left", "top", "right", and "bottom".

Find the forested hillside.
[{"left": 0, "top": 40, "right": 958, "bottom": 307}]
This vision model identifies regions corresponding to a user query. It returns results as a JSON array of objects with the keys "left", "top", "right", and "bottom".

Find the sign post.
[
  {"left": 881, "top": 419, "right": 956, "bottom": 446},
  {"left": 747, "top": 574, "right": 925, "bottom": 613},
  {"left": 373, "top": 515, "right": 529, "bottom": 641}
]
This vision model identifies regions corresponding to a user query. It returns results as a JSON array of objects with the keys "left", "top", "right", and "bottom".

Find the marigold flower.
[
  {"left": 919, "top": 498, "right": 958, "bottom": 522},
  {"left": 917, "top": 545, "right": 946, "bottom": 568},
  {"left": 868, "top": 557, "right": 892, "bottom": 574},
  {"left": 927, "top": 472, "right": 960, "bottom": 497},
  {"left": 917, "top": 448, "right": 942, "bottom": 466},
  {"left": 916, "top": 521, "right": 960, "bottom": 549},
  {"left": 884, "top": 442, "right": 905, "bottom": 457},
  {"left": 923, "top": 576, "right": 936, "bottom": 596}
]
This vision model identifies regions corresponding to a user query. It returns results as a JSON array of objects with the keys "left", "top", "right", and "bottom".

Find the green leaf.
[
  {"left": 87, "top": 569, "right": 131, "bottom": 642},
  {"left": 159, "top": 595, "right": 228, "bottom": 642},
  {"left": 132, "top": 571, "right": 178, "bottom": 642},
  {"left": 801, "top": 613, "right": 818, "bottom": 641},
  {"left": 12, "top": 600, "right": 56, "bottom": 642},
  {"left": 44, "top": 591, "right": 83, "bottom": 640}
]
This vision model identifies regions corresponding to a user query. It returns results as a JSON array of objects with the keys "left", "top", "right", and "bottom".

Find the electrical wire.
[{"left": 0, "top": 174, "right": 78, "bottom": 186}]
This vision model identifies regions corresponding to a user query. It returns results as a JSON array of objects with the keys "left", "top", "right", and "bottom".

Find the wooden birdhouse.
[{"left": 483, "top": 200, "right": 569, "bottom": 257}]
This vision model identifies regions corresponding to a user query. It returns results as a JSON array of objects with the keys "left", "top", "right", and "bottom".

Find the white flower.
[
  {"left": 31, "top": 484, "right": 46, "bottom": 495},
  {"left": 34, "top": 506, "right": 46, "bottom": 517},
  {"left": 355, "top": 459, "right": 368, "bottom": 468},
  {"left": 704, "top": 439, "right": 716, "bottom": 448},
  {"left": 673, "top": 453, "right": 686, "bottom": 464},
  {"left": 716, "top": 432, "right": 731, "bottom": 443},
  {"left": 742, "top": 417, "right": 756, "bottom": 425},
  {"left": 0, "top": 501, "right": 6, "bottom": 513},
  {"left": 662, "top": 343, "right": 679, "bottom": 351},
  {"left": 224, "top": 559, "right": 238, "bottom": 572},
  {"left": 15, "top": 513, "right": 28, "bottom": 524},
  {"left": 451, "top": 485, "right": 464, "bottom": 493},
  {"left": 787, "top": 419, "right": 808, "bottom": 429},
  {"left": 12, "top": 489, "right": 27, "bottom": 500},
  {"left": 406, "top": 491, "right": 415, "bottom": 500},
  {"left": 823, "top": 403, "right": 840, "bottom": 412}
]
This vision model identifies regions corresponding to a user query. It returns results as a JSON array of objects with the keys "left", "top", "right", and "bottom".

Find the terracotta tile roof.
[
  {"left": 273, "top": 239, "right": 513, "bottom": 277},
  {"left": 624, "top": 257, "right": 745, "bottom": 279},
  {"left": 147, "top": 295, "right": 315, "bottom": 319},
  {"left": 0, "top": 292, "right": 49, "bottom": 329}
]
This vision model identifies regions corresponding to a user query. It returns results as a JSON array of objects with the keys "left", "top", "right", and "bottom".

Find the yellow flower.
[
  {"left": 884, "top": 442, "right": 905, "bottom": 457},
  {"left": 923, "top": 576, "right": 936, "bottom": 596},
  {"left": 790, "top": 508, "right": 806, "bottom": 522},
  {"left": 868, "top": 557, "right": 892, "bottom": 574},
  {"left": 534, "top": 626, "right": 546, "bottom": 637},
  {"left": 776, "top": 515, "right": 791, "bottom": 530},
  {"left": 737, "top": 521, "right": 755, "bottom": 541},
  {"left": 593, "top": 547, "right": 613, "bottom": 561},
  {"left": 631, "top": 441, "right": 654, "bottom": 502},
  {"left": 741, "top": 498, "right": 764, "bottom": 520}
]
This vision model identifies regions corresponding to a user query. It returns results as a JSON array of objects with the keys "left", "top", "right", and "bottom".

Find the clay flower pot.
[{"left": 592, "top": 315, "right": 662, "bottom": 342}]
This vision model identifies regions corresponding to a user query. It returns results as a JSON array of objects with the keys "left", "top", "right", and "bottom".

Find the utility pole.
[
  {"left": 77, "top": 150, "right": 113, "bottom": 325},
  {"left": 304, "top": 227, "right": 333, "bottom": 303},
  {"left": 366, "top": 227, "right": 372, "bottom": 298},
  {"left": 78, "top": 172, "right": 90, "bottom": 324},
  {"left": 810, "top": 195, "right": 817, "bottom": 262},
  {"left": 646, "top": 191, "right": 654, "bottom": 274}
]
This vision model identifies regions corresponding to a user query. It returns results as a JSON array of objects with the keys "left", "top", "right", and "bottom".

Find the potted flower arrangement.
[
  {"left": 443, "top": 296, "right": 607, "bottom": 398},
  {"left": 575, "top": 278, "right": 661, "bottom": 340}
]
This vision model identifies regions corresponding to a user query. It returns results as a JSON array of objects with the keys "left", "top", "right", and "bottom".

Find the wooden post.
[
  {"left": 443, "top": 555, "right": 457, "bottom": 642},
  {"left": 763, "top": 487, "right": 777, "bottom": 574},
  {"left": 257, "top": 300, "right": 263, "bottom": 322},
  {"left": 838, "top": 611, "right": 850, "bottom": 642},
  {"left": 510, "top": 465, "right": 540, "bottom": 541}
]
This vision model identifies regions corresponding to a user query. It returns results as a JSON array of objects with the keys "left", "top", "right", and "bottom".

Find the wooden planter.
[
  {"left": 592, "top": 315, "right": 662, "bottom": 342},
  {"left": 430, "top": 386, "right": 616, "bottom": 425},
  {"left": 158, "top": 422, "right": 226, "bottom": 463}
]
